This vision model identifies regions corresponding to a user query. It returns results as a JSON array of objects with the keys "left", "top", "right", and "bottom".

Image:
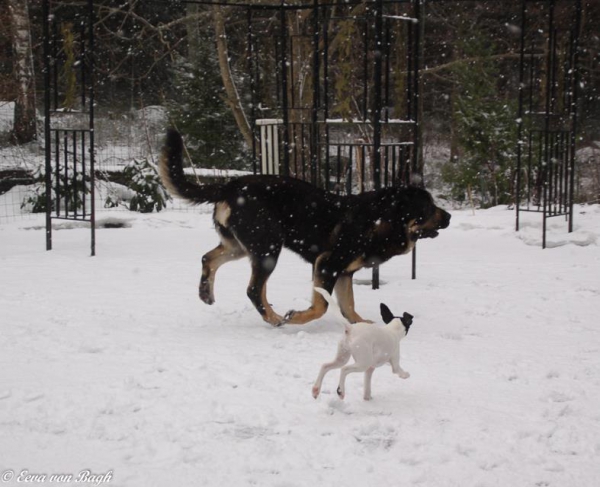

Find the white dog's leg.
[
  {"left": 363, "top": 366, "right": 375, "bottom": 401},
  {"left": 312, "top": 342, "right": 351, "bottom": 399},
  {"left": 337, "top": 363, "right": 370, "bottom": 400},
  {"left": 390, "top": 358, "right": 410, "bottom": 379}
]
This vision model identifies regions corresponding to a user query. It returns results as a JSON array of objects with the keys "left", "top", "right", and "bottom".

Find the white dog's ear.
[{"left": 380, "top": 303, "right": 394, "bottom": 324}]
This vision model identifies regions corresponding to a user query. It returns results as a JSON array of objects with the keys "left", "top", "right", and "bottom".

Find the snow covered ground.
[{"left": 1, "top": 204, "right": 599, "bottom": 487}]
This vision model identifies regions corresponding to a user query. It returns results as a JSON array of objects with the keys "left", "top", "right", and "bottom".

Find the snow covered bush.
[
  {"left": 122, "top": 157, "right": 170, "bottom": 213},
  {"left": 20, "top": 167, "right": 46, "bottom": 213},
  {"left": 21, "top": 166, "right": 89, "bottom": 213}
]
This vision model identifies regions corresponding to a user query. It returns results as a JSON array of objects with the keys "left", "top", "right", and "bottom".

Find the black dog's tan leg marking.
[
  {"left": 284, "top": 252, "right": 337, "bottom": 325},
  {"left": 247, "top": 255, "right": 284, "bottom": 326},
  {"left": 200, "top": 240, "right": 245, "bottom": 304},
  {"left": 334, "top": 274, "right": 366, "bottom": 324},
  {"left": 284, "top": 287, "right": 329, "bottom": 325}
]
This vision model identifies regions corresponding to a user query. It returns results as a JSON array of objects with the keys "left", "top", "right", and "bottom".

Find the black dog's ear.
[{"left": 380, "top": 303, "right": 394, "bottom": 324}]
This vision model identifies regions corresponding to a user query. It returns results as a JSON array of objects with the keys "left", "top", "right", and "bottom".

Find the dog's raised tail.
[
  {"left": 314, "top": 288, "right": 351, "bottom": 331},
  {"left": 158, "top": 129, "right": 223, "bottom": 204}
]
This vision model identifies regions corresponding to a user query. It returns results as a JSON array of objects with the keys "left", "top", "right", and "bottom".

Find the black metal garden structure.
[
  {"left": 43, "top": 0, "right": 96, "bottom": 255},
  {"left": 245, "top": 0, "right": 421, "bottom": 187},
  {"left": 41, "top": 0, "right": 583, "bottom": 268},
  {"left": 514, "top": 0, "right": 582, "bottom": 249}
]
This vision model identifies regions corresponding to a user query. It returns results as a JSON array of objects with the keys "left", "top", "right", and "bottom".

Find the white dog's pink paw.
[
  {"left": 312, "top": 386, "right": 320, "bottom": 399},
  {"left": 398, "top": 371, "right": 410, "bottom": 379}
]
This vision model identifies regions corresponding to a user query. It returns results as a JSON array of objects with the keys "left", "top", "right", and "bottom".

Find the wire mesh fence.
[{"left": 0, "top": 102, "right": 250, "bottom": 224}]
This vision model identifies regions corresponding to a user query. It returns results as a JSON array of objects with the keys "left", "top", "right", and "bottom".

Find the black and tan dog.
[{"left": 159, "top": 129, "right": 451, "bottom": 326}]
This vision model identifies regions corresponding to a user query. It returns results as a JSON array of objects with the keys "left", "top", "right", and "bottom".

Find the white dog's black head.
[{"left": 380, "top": 303, "right": 414, "bottom": 335}]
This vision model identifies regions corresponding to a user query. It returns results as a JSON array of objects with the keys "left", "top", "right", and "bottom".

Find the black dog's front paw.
[{"left": 199, "top": 280, "right": 214, "bottom": 305}]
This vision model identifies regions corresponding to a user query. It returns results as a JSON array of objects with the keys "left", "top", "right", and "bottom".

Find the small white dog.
[{"left": 312, "top": 288, "right": 414, "bottom": 401}]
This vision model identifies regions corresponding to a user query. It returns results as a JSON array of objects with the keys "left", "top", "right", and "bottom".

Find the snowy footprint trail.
[{"left": 1, "top": 206, "right": 599, "bottom": 486}]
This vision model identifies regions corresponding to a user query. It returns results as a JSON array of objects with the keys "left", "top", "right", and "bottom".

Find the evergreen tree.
[
  {"left": 168, "top": 32, "right": 248, "bottom": 170},
  {"left": 442, "top": 29, "right": 518, "bottom": 207}
]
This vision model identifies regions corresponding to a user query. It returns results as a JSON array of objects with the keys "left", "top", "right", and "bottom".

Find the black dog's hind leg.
[{"left": 247, "top": 251, "right": 284, "bottom": 326}]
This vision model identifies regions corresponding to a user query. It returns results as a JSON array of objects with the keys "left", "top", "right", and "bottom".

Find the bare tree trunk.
[
  {"left": 415, "top": 0, "right": 425, "bottom": 186},
  {"left": 8, "top": 0, "right": 36, "bottom": 144},
  {"left": 449, "top": 58, "right": 460, "bottom": 164},
  {"left": 212, "top": 6, "right": 254, "bottom": 149},
  {"left": 186, "top": 3, "right": 202, "bottom": 67}
]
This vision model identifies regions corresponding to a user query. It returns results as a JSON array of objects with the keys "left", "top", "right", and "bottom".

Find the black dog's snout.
[{"left": 439, "top": 209, "right": 451, "bottom": 229}]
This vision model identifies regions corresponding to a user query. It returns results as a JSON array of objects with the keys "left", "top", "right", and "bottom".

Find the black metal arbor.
[
  {"left": 515, "top": 0, "right": 582, "bottom": 248},
  {"left": 42, "top": 0, "right": 96, "bottom": 255},
  {"left": 246, "top": 0, "right": 421, "bottom": 190},
  {"left": 41, "top": 0, "right": 583, "bottom": 260}
]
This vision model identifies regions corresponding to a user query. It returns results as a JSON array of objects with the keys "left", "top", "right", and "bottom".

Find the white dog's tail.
[{"left": 314, "top": 288, "right": 352, "bottom": 333}]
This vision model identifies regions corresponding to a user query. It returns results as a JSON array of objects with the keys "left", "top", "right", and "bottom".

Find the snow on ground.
[{"left": 1, "top": 204, "right": 599, "bottom": 487}]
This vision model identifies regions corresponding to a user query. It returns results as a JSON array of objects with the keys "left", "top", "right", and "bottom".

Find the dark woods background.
[{"left": 1, "top": 0, "right": 599, "bottom": 205}]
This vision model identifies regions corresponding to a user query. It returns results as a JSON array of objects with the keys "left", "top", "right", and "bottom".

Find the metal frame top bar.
[
  {"left": 161, "top": 0, "right": 574, "bottom": 7},
  {"left": 169, "top": 0, "right": 413, "bottom": 9}
]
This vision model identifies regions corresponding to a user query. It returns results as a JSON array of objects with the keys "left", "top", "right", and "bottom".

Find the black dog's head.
[
  {"left": 386, "top": 186, "right": 450, "bottom": 242},
  {"left": 380, "top": 303, "right": 414, "bottom": 336},
  {"left": 388, "top": 186, "right": 451, "bottom": 241}
]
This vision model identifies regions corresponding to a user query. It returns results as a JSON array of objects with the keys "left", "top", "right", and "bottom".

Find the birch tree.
[{"left": 8, "top": 0, "right": 36, "bottom": 144}]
